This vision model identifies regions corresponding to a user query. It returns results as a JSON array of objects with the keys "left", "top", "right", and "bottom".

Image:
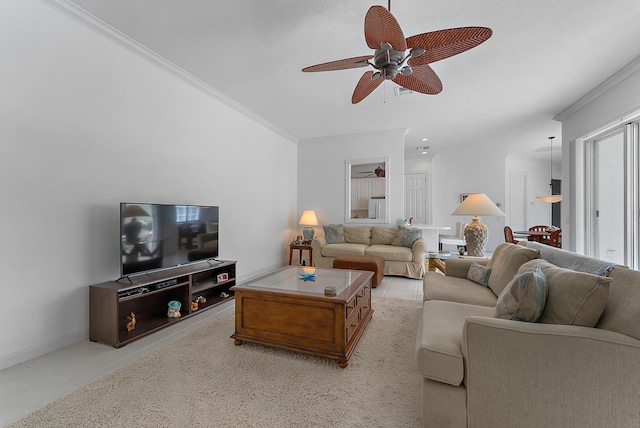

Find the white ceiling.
[{"left": 67, "top": 0, "right": 640, "bottom": 159}]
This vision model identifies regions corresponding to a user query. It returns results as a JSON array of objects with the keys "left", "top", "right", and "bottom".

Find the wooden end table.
[{"left": 289, "top": 242, "right": 312, "bottom": 265}]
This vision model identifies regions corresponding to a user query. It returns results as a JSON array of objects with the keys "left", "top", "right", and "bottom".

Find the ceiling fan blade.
[
  {"left": 364, "top": 6, "right": 407, "bottom": 51},
  {"left": 393, "top": 64, "right": 442, "bottom": 95},
  {"left": 352, "top": 71, "right": 383, "bottom": 104},
  {"left": 406, "top": 27, "right": 492, "bottom": 66},
  {"left": 302, "top": 55, "right": 373, "bottom": 72}
]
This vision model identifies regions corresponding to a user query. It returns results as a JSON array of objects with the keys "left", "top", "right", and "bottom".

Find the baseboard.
[{"left": 0, "top": 328, "right": 88, "bottom": 371}]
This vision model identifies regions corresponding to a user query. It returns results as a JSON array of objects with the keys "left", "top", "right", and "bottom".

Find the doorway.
[{"left": 404, "top": 172, "right": 430, "bottom": 225}]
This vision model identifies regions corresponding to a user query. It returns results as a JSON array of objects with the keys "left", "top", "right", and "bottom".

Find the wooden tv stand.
[{"left": 89, "top": 260, "right": 236, "bottom": 348}]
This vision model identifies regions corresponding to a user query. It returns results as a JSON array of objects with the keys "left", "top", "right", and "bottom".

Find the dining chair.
[
  {"left": 528, "top": 225, "right": 549, "bottom": 243},
  {"left": 503, "top": 226, "right": 517, "bottom": 244},
  {"left": 549, "top": 229, "right": 562, "bottom": 248}
]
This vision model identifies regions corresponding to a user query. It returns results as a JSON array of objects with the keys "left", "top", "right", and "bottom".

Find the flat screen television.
[{"left": 120, "top": 202, "right": 219, "bottom": 277}]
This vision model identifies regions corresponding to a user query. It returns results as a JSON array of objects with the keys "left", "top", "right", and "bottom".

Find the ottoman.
[{"left": 332, "top": 255, "right": 385, "bottom": 288}]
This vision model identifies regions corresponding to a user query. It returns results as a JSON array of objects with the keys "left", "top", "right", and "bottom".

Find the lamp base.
[
  {"left": 302, "top": 226, "right": 314, "bottom": 241},
  {"left": 463, "top": 217, "right": 488, "bottom": 257}
]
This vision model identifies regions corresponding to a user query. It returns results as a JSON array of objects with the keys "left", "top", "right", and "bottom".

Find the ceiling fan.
[
  {"left": 356, "top": 166, "right": 386, "bottom": 177},
  {"left": 302, "top": 2, "right": 492, "bottom": 104}
]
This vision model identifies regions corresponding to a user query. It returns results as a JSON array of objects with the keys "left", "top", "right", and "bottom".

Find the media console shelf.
[{"left": 90, "top": 260, "right": 236, "bottom": 347}]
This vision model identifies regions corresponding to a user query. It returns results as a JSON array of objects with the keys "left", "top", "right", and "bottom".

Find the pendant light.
[{"left": 537, "top": 136, "right": 562, "bottom": 203}]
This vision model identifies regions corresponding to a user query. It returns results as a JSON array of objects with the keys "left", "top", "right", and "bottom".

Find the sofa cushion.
[
  {"left": 493, "top": 267, "right": 547, "bottom": 322},
  {"left": 486, "top": 243, "right": 541, "bottom": 297},
  {"left": 321, "top": 243, "right": 368, "bottom": 258},
  {"left": 597, "top": 265, "right": 640, "bottom": 340},
  {"left": 423, "top": 272, "right": 498, "bottom": 307},
  {"left": 518, "top": 259, "right": 611, "bottom": 327},
  {"left": 392, "top": 225, "right": 421, "bottom": 248},
  {"left": 343, "top": 226, "right": 371, "bottom": 244},
  {"left": 365, "top": 244, "right": 413, "bottom": 262},
  {"left": 370, "top": 226, "right": 397, "bottom": 245},
  {"left": 323, "top": 224, "right": 344, "bottom": 244},
  {"left": 416, "top": 301, "right": 494, "bottom": 386},
  {"left": 466, "top": 262, "right": 492, "bottom": 287}
]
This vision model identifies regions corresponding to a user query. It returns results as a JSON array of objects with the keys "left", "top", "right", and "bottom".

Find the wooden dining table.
[{"left": 514, "top": 230, "right": 561, "bottom": 243}]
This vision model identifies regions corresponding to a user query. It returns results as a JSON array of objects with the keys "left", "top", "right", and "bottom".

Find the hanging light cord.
[{"left": 548, "top": 136, "right": 554, "bottom": 190}]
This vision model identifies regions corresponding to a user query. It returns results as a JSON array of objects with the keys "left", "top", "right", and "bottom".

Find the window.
[
  {"left": 584, "top": 121, "right": 640, "bottom": 269},
  {"left": 176, "top": 205, "right": 200, "bottom": 222}
]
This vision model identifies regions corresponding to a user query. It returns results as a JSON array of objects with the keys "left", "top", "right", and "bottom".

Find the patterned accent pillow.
[
  {"left": 596, "top": 264, "right": 616, "bottom": 277},
  {"left": 323, "top": 224, "right": 344, "bottom": 244},
  {"left": 466, "top": 262, "right": 492, "bottom": 287},
  {"left": 391, "top": 225, "right": 421, "bottom": 248},
  {"left": 493, "top": 267, "right": 548, "bottom": 322}
]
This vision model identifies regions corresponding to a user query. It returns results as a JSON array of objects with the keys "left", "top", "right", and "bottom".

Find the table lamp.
[
  {"left": 451, "top": 193, "right": 505, "bottom": 256},
  {"left": 299, "top": 210, "right": 319, "bottom": 241}
]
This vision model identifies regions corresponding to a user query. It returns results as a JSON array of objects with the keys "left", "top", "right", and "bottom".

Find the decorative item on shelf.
[
  {"left": 458, "top": 246, "right": 465, "bottom": 256},
  {"left": 217, "top": 272, "right": 229, "bottom": 282},
  {"left": 219, "top": 291, "right": 230, "bottom": 298},
  {"left": 167, "top": 300, "right": 182, "bottom": 318},
  {"left": 537, "top": 136, "right": 562, "bottom": 203},
  {"left": 192, "top": 295, "right": 207, "bottom": 311},
  {"left": 452, "top": 193, "right": 505, "bottom": 257},
  {"left": 125, "top": 312, "right": 136, "bottom": 332},
  {"left": 299, "top": 210, "right": 319, "bottom": 241}
]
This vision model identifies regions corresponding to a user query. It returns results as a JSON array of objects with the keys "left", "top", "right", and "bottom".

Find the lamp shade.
[
  {"left": 123, "top": 204, "right": 150, "bottom": 218},
  {"left": 299, "top": 210, "right": 318, "bottom": 241},
  {"left": 451, "top": 194, "right": 505, "bottom": 217},
  {"left": 299, "top": 210, "right": 319, "bottom": 226}
]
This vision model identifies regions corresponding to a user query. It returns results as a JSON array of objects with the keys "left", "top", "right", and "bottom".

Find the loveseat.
[
  {"left": 311, "top": 225, "right": 427, "bottom": 279},
  {"left": 417, "top": 241, "right": 640, "bottom": 427}
]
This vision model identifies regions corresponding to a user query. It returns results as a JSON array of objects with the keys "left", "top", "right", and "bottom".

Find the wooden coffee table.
[{"left": 230, "top": 267, "right": 374, "bottom": 368}]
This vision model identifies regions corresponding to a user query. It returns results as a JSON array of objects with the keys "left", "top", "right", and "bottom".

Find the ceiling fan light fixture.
[{"left": 400, "top": 65, "right": 413, "bottom": 76}]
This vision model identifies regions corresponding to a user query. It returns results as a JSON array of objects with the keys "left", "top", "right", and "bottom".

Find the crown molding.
[
  {"left": 39, "top": 0, "right": 298, "bottom": 144},
  {"left": 555, "top": 55, "right": 640, "bottom": 122}
]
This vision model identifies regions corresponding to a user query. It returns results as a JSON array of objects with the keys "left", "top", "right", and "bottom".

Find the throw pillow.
[
  {"left": 518, "top": 259, "right": 612, "bottom": 327},
  {"left": 486, "top": 243, "right": 541, "bottom": 297},
  {"left": 343, "top": 226, "right": 372, "bottom": 244},
  {"left": 371, "top": 226, "right": 397, "bottom": 245},
  {"left": 493, "top": 267, "right": 548, "bottom": 322},
  {"left": 596, "top": 264, "right": 616, "bottom": 277},
  {"left": 466, "top": 262, "right": 492, "bottom": 287},
  {"left": 391, "top": 225, "right": 421, "bottom": 248},
  {"left": 323, "top": 224, "right": 344, "bottom": 244}
]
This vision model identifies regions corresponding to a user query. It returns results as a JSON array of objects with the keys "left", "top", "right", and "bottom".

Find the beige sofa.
[
  {"left": 417, "top": 241, "right": 640, "bottom": 427},
  {"left": 311, "top": 225, "right": 427, "bottom": 279}
]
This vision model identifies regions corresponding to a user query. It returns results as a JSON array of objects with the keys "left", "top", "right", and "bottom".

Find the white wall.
[
  {"left": 428, "top": 153, "right": 552, "bottom": 252},
  {"left": 0, "top": 0, "right": 297, "bottom": 369},
  {"left": 297, "top": 128, "right": 406, "bottom": 235},
  {"left": 559, "top": 63, "right": 640, "bottom": 251}
]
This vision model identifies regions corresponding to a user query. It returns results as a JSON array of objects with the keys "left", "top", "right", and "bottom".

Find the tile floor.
[{"left": 0, "top": 274, "right": 423, "bottom": 427}]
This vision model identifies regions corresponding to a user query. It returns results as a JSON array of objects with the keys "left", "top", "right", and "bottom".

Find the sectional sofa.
[
  {"left": 311, "top": 225, "right": 427, "bottom": 279},
  {"left": 416, "top": 241, "right": 640, "bottom": 427}
]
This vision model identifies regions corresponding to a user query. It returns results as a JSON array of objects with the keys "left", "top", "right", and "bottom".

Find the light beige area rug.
[{"left": 10, "top": 297, "right": 422, "bottom": 428}]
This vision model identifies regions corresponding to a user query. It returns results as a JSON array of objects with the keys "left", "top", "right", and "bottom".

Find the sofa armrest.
[
  {"left": 462, "top": 316, "right": 640, "bottom": 427},
  {"left": 444, "top": 258, "right": 488, "bottom": 278},
  {"left": 411, "top": 238, "right": 427, "bottom": 263},
  {"left": 311, "top": 237, "right": 326, "bottom": 253}
]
